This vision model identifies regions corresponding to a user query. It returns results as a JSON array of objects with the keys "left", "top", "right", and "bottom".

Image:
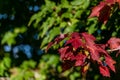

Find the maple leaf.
[
  {"left": 58, "top": 47, "right": 68, "bottom": 60},
  {"left": 107, "top": 37, "right": 120, "bottom": 56},
  {"left": 70, "top": 32, "right": 81, "bottom": 38},
  {"left": 54, "top": 34, "right": 68, "bottom": 43},
  {"left": 81, "top": 33, "right": 101, "bottom": 61},
  {"left": 65, "top": 37, "right": 83, "bottom": 49},
  {"left": 74, "top": 53, "right": 86, "bottom": 66},
  {"left": 89, "top": 2, "right": 106, "bottom": 18},
  {"left": 96, "top": 44, "right": 107, "bottom": 50},
  {"left": 58, "top": 46, "right": 73, "bottom": 60},
  {"left": 98, "top": 4, "right": 111, "bottom": 24},
  {"left": 99, "top": 64, "right": 110, "bottom": 77},
  {"left": 105, "top": 0, "right": 115, "bottom": 5},
  {"left": 86, "top": 45, "right": 100, "bottom": 61},
  {"left": 65, "top": 32, "right": 84, "bottom": 49},
  {"left": 46, "top": 34, "right": 68, "bottom": 52},
  {"left": 46, "top": 42, "right": 54, "bottom": 52},
  {"left": 81, "top": 32, "right": 96, "bottom": 42},
  {"left": 89, "top": 2, "right": 111, "bottom": 24},
  {"left": 105, "top": 56, "right": 116, "bottom": 72},
  {"left": 107, "top": 37, "right": 120, "bottom": 49},
  {"left": 96, "top": 44, "right": 109, "bottom": 56},
  {"left": 59, "top": 46, "right": 86, "bottom": 66}
]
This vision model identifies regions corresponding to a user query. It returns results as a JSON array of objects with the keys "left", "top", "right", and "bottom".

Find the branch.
[{"left": 107, "top": 48, "right": 120, "bottom": 52}]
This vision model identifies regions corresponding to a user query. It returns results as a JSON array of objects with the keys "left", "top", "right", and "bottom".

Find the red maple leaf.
[
  {"left": 98, "top": 4, "right": 111, "bottom": 24},
  {"left": 65, "top": 37, "right": 83, "bottom": 49},
  {"left": 65, "top": 32, "right": 84, "bottom": 49},
  {"left": 86, "top": 45, "right": 100, "bottom": 61},
  {"left": 89, "top": 1, "right": 111, "bottom": 24},
  {"left": 105, "top": 0, "right": 115, "bottom": 5},
  {"left": 46, "top": 42, "right": 54, "bottom": 52},
  {"left": 89, "top": 0, "right": 120, "bottom": 24},
  {"left": 70, "top": 32, "right": 81, "bottom": 38},
  {"left": 89, "top": 2, "right": 106, "bottom": 17},
  {"left": 81, "top": 32, "right": 96, "bottom": 42},
  {"left": 74, "top": 53, "right": 86, "bottom": 66},
  {"left": 81, "top": 33, "right": 101, "bottom": 61},
  {"left": 58, "top": 46, "right": 73, "bottom": 60},
  {"left": 99, "top": 64, "right": 110, "bottom": 77},
  {"left": 54, "top": 34, "right": 68, "bottom": 43},
  {"left": 107, "top": 37, "right": 120, "bottom": 49},
  {"left": 105, "top": 56, "right": 116, "bottom": 72},
  {"left": 107, "top": 37, "right": 120, "bottom": 56},
  {"left": 58, "top": 46, "right": 86, "bottom": 66},
  {"left": 96, "top": 44, "right": 109, "bottom": 56},
  {"left": 46, "top": 34, "right": 68, "bottom": 52}
]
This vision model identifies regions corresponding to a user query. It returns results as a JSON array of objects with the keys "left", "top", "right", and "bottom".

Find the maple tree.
[
  {"left": 1, "top": 0, "right": 120, "bottom": 79},
  {"left": 46, "top": 0, "right": 120, "bottom": 77}
]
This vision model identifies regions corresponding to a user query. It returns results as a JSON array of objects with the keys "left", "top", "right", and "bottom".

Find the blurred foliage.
[
  {"left": 28, "top": 0, "right": 90, "bottom": 49},
  {"left": 0, "top": 0, "right": 120, "bottom": 80}
]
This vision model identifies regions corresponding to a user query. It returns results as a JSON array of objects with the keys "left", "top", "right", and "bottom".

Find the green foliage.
[
  {"left": 0, "top": 56, "right": 11, "bottom": 77},
  {"left": 28, "top": 0, "right": 90, "bottom": 49},
  {"left": 1, "top": 27, "right": 27, "bottom": 45},
  {"left": 10, "top": 60, "right": 36, "bottom": 80},
  {"left": 9, "top": 54, "right": 81, "bottom": 80}
]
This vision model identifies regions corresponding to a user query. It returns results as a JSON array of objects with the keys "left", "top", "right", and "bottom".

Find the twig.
[{"left": 107, "top": 48, "right": 120, "bottom": 52}]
